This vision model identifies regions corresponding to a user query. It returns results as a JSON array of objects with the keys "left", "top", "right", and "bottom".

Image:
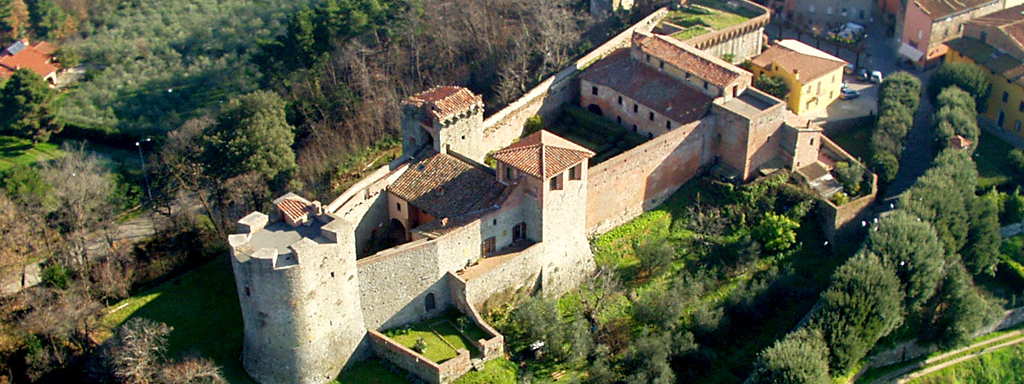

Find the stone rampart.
[
  {"left": 586, "top": 119, "right": 712, "bottom": 234},
  {"left": 480, "top": 7, "right": 669, "bottom": 152},
  {"left": 814, "top": 136, "right": 878, "bottom": 244},
  {"left": 461, "top": 243, "right": 546, "bottom": 308},
  {"left": 328, "top": 163, "right": 410, "bottom": 255},
  {"left": 367, "top": 330, "right": 471, "bottom": 384},
  {"left": 357, "top": 239, "right": 452, "bottom": 331},
  {"left": 683, "top": 0, "right": 768, "bottom": 61},
  {"left": 447, "top": 272, "right": 505, "bottom": 361}
]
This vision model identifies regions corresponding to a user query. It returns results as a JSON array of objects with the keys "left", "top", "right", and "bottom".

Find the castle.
[{"left": 227, "top": 6, "right": 868, "bottom": 384}]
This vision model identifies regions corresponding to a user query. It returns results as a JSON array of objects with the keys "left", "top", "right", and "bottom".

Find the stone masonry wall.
[
  {"left": 367, "top": 330, "right": 472, "bottom": 384},
  {"left": 357, "top": 239, "right": 452, "bottom": 331},
  {"left": 685, "top": 0, "right": 769, "bottom": 62},
  {"left": 480, "top": 7, "right": 669, "bottom": 152},
  {"left": 464, "top": 243, "right": 546, "bottom": 308},
  {"left": 447, "top": 272, "right": 505, "bottom": 361},
  {"left": 815, "top": 136, "right": 878, "bottom": 243},
  {"left": 587, "top": 119, "right": 712, "bottom": 234}
]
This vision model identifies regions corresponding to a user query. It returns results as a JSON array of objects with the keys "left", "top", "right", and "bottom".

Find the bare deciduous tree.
[
  {"left": 107, "top": 318, "right": 173, "bottom": 384},
  {"left": 157, "top": 355, "right": 226, "bottom": 384},
  {"left": 41, "top": 142, "right": 113, "bottom": 268}
]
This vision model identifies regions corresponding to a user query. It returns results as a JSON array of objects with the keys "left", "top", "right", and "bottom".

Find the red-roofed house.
[{"left": 0, "top": 40, "right": 61, "bottom": 85}]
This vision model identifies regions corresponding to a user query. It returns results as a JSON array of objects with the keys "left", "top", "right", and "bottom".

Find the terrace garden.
[
  {"left": 662, "top": 0, "right": 761, "bottom": 42},
  {"left": 546, "top": 105, "right": 647, "bottom": 164},
  {"left": 382, "top": 311, "right": 491, "bottom": 363}
]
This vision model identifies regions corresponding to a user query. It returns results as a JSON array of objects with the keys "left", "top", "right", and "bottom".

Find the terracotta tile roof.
[
  {"left": 0, "top": 40, "right": 58, "bottom": 79},
  {"left": 913, "top": 0, "right": 997, "bottom": 19},
  {"left": 275, "top": 198, "right": 310, "bottom": 223},
  {"left": 580, "top": 49, "right": 714, "bottom": 123},
  {"left": 947, "top": 37, "right": 1024, "bottom": 86},
  {"left": 962, "top": 5, "right": 1024, "bottom": 57},
  {"left": 388, "top": 152, "right": 505, "bottom": 219},
  {"left": 492, "top": 130, "right": 594, "bottom": 179},
  {"left": 406, "top": 86, "right": 483, "bottom": 122},
  {"left": 949, "top": 135, "right": 973, "bottom": 149},
  {"left": 752, "top": 40, "right": 847, "bottom": 83},
  {"left": 633, "top": 32, "right": 744, "bottom": 88}
]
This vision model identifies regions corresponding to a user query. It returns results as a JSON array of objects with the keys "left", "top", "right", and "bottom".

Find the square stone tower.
[{"left": 401, "top": 86, "right": 487, "bottom": 163}]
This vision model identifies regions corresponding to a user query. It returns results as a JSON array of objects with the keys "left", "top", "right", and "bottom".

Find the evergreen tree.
[
  {"left": 201, "top": 90, "right": 296, "bottom": 184},
  {"left": 928, "top": 62, "right": 991, "bottom": 110},
  {"left": 0, "top": 68, "right": 61, "bottom": 143},
  {"left": 964, "top": 195, "right": 1001, "bottom": 276},
  {"left": 750, "top": 328, "right": 831, "bottom": 384},
  {"left": 924, "top": 265, "right": 999, "bottom": 349},
  {"left": 813, "top": 253, "right": 904, "bottom": 372},
  {"left": 26, "top": 0, "right": 66, "bottom": 40},
  {"left": 863, "top": 210, "right": 945, "bottom": 310}
]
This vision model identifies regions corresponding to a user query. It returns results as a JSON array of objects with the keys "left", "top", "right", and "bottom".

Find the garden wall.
[
  {"left": 683, "top": 0, "right": 769, "bottom": 61},
  {"left": 480, "top": 8, "right": 669, "bottom": 151},
  {"left": 447, "top": 272, "right": 506, "bottom": 361},
  {"left": 460, "top": 243, "right": 546, "bottom": 309},
  {"left": 815, "top": 136, "right": 878, "bottom": 244},
  {"left": 586, "top": 119, "right": 713, "bottom": 234},
  {"left": 367, "top": 330, "right": 471, "bottom": 384},
  {"left": 1003, "top": 222, "right": 1024, "bottom": 238}
]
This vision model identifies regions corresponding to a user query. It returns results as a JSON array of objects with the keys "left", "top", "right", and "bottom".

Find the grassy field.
[
  {"left": 102, "top": 259, "right": 251, "bottom": 383},
  {"left": 383, "top": 313, "right": 486, "bottom": 363},
  {"left": 826, "top": 127, "right": 872, "bottom": 163},
  {"left": 337, "top": 359, "right": 411, "bottom": 384},
  {"left": 976, "top": 130, "right": 1020, "bottom": 190},
  {"left": 666, "top": 0, "right": 757, "bottom": 41},
  {"left": 907, "top": 343, "right": 1024, "bottom": 383},
  {"left": 0, "top": 135, "right": 65, "bottom": 171}
]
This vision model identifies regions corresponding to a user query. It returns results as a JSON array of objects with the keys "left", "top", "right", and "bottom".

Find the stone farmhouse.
[{"left": 227, "top": 5, "right": 872, "bottom": 384}]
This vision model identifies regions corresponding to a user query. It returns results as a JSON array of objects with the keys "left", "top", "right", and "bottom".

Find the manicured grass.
[
  {"left": 102, "top": 259, "right": 251, "bottom": 383},
  {"left": 826, "top": 127, "right": 872, "bottom": 163},
  {"left": 0, "top": 135, "right": 64, "bottom": 170},
  {"left": 976, "top": 130, "right": 1021, "bottom": 190},
  {"left": 383, "top": 313, "right": 485, "bottom": 363},
  {"left": 907, "top": 343, "right": 1024, "bottom": 383},
  {"left": 337, "top": 359, "right": 410, "bottom": 384},
  {"left": 453, "top": 358, "right": 517, "bottom": 384},
  {"left": 664, "top": 0, "right": 758, "bottom": 41}
]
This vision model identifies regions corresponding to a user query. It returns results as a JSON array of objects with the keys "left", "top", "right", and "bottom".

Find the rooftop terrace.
[
  {"left": 246, "top": 221, "right": 329, "bottom": 255},
  {"left": 718, "top": 88, "right": 781, "bottom": 118}
]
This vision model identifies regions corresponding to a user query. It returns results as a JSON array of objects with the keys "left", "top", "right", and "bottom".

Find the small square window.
[
  {"left": 659, "top": 61, "right": 664, "bottom": 70},
  {"left": 617, "top": 116, "right": 622, "bottom": 124},
  {"left": 396, "top": 202, "right": 401, "bottom": 211},
  {"left": 549, "top": 174, "right": 563, "bottom": 191},
  {"left": 633, "top": 104, "right": 638, "bottom": 113},
  {"left": 617, "top": 96, "right": 622, "bottom": 105},
  {"left": 666, "top": 120, "right": 671, "bottom": 130},
  {"left": 1003, "top": 91, "right": 1009, "bottom": 103},
  {"left": 703, "top": 81, "right": 709, "bottom": 90},
  {"left": 649, "top": 111, "right": 654, "bottom": 121},
  {"left": 592, "top": 86, "right": 598, "bottom": 96},
  {"left": 1018, "top": 102, "right": 1023, "bottom": 112},
  {"left": 569, "top": 164, "right": 581, "bottom": 180}
]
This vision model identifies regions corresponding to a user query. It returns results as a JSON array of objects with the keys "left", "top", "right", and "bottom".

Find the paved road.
[{"left": 883, "top": 70, "right": 935, "bottom": 199}]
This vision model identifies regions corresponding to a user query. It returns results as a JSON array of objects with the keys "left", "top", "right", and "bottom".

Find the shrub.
[
  {"left": 749, "top": 328, "right": 831, "bottom": 384},
  {"left": 412, "top": 337, "right": 427, "bottom": 353},
  {"left": 863, "top": 210, "right": 945, "bottom": 309},
  {"left": 1010, "top": 149, "right": 1024, "bottom": 175},
  {"left": 754, "top": 75, "right": 789, "bottom": 100},
  {"left": 871, "top": 152, "right": 899, "bottom": 183},
  {"left": 1004, "top": 188, "right": 1024, "bottom": 224},
  {"left": 831, "top": 191, "right": 849, "bottom": 206},
  {"left": 752, "top": 212, "right": 799, "bottom": 253},
  {"left": 635, "top": 237, "right": 676, "bottom": 277},
  {"left": 523, "top": 115, "right": 543, "bottom": 137},
  {"left": 41, "top": 263, "right": 70, "bottom": 289},
  {"left": 834, "top": 161, "right": 866, "bottom": 195}
]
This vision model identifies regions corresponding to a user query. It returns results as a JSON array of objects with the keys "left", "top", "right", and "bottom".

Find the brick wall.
[
  {"left": 587, "top": 119, "right": 713, "bottom": 234},
  {"left": 367, "top": 330, "right": 472, "bottom": 384}
]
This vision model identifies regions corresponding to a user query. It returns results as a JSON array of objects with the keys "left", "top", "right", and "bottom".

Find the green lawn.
[
  {"left": 665, "top": 0, "right": 759, "bottom": 41},
  {"left": 102, "top": 259, "right": 251, "bottom": 383},
  {"left": 907, "top": 343, "right": 1024, "bottom": 383},
  {"left": 0, "top": 135, "right": 64, "bottom": 170},
  {"left": 382, "top": 313, "right": 485, "bottom": 363},
  {"left": 338, "top": 359, "right": 410, "bottom": 384},
  {"left": 453, "top": 359, "right": 517, "bottom": 384},
  {"left": 977, "top": 130, "right": 1021, "bottom": 190},
  {"left": 826, "top": 127, "right": 872, "bottom": 163}
]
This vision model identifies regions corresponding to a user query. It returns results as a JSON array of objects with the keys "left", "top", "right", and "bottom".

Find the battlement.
[{"left": 229, "top": 198, "right": 354, "bottom": 271}]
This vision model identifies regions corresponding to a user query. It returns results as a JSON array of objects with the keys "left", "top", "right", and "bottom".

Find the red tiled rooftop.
[
  {"left": 581, "top": 49, "right": 714, "bottom": 123},
  {"left": 0, "top": 40, "right": 58, "bottom": 79},
  {"left": 914, "top": 0, "right": 997, "bottom": 20},
  {"left": 633, "top": 32, "right": 744, "bottom": 88},
  {"left": 275, "top": 199, "right": 309, "bottom": 223},
  {"left": 752, "top": 41, "right": 846, "bottom": 83},
  {"left": 492, "top": 130, "right": 594, "bottom": 179},
  {"left": 406, "top": 86, "right": 483, "bottom": 122},
  {"left": 388, "top": 152, "right": 505, "bottom": 220}
]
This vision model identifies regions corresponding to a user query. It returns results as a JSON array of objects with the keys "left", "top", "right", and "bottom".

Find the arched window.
[{"left": 425, "top": 293, "right": 436, "bottom": 312}]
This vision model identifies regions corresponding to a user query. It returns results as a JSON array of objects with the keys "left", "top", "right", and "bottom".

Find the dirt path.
[
  {"left": 865, "top": 331, "right": 1024, "bottom": 383},
  {"left": 896, "top": 335, "right": 1024, "bottom": 383}
]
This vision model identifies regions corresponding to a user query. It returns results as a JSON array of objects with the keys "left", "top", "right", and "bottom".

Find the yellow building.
[
  {"left": 946, "top": 6, "right": 1024, "bottom": 139},
  {"left": 749, "top": 39, "right": 847, "bottom": 115}
]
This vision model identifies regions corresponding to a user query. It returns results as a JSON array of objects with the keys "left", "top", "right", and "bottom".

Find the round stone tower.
[{"left": 228, "top": 193, "right": 368, "bottom": 384}]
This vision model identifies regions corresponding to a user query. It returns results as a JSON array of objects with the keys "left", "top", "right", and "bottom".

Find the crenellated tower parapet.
[{"left": 229, "top": 193, "right": 368, "bottom": 384}]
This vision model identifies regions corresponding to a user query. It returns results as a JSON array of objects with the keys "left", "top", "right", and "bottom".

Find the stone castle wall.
[
  {"left": 328, "top": 162, "right": 410, "bottom": 255},
  {"left": 480, "top": 8, "right": 669, "bottom": 152},
  {"left": 814, "top": 136, "right": 878, "bottom": 243},
  {"left": 447, "top": 273, "right": 505, "bottom": 361},
  {"left": 356, "top": 239, "right": 452, "bottom": 331},
  {"left": 367, "top": 330, "right": 471, "bottom": 384},
  {"left": 684, "top": 0, "right": 768, "bottom": 62},
  {"left": 587, "top": 119, "right": 712, "bottom": 234}
]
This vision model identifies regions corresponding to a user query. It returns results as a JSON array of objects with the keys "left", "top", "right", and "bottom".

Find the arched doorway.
[
  {"left": 388, "top": 219, "right": 407, "bottom": 244},
  {"left": 587, "top": 104, "right": 603, "bottom": 116},
  {"left": 425, "top": 293, "right": 436, "bottom": 312}
]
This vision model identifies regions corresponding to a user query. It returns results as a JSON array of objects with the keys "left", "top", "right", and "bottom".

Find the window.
[
  {"left": 659, "top": 61, "right": 664, "bottom": 70},
  {"left": 505, "top": 165, "right": 514, "bottom": 181},
  {"left": 809, "top": 4, "right": 815, "bottom": 13},
  {"left": 649, "top": 111, "right": 654, "bottom": 121},
  {"left": 513, "top": 222, "right": 527, "bottom": 241},
  {"left": 481, "top": 237, "right": 496, "bottom": 256},
  {"left": 981, "top": 31, "right": 988, "bottom": 43},
  {"left": 549, "top": 174, "right": 563, "bottom": 190},
  {"left": 917, "top": 30, "right": 923, "bottom": 40},
  {"left": 998, "top": 110, "right": 1006, "bottom": 128},
  {"left": 703, "top": 81, "right": 709, "bottom": 90},
  {"left": 617, "top": 96, "right": 622, "bottom": 105},
  {"left": 632, "top": 124, "right": 637, "bottom": 132},
  {"left": 685, "top": 72, "right": 691, "bottom": 79},
  {"left": 666, "top": 120, "right": 672, "bottom": 130},
  {"left": 809, "top": 137, "right": 815, "bottom": 145},
  {"left": 646, "top": 54, "right": 651, "bottom": 62},
  {"left": 245, "top": 287, "right": 251, "bottom": 297},
  {"left": 633, "top": 104, "right": 638, "bottom": 113},
  {"left": 1019, "top": 102, "right": 1023, "bottom": 112},
  {"left": 569, "top": 164, "right": 581, "bottom": 180},
  {"left": 826, "top": 6, "right": 832, "bottom": 14},
  {"left": 425, "top": 293, "right": 436, "bottom": 312},
  {"left": 592, "top": 86, "right": 598, "bottom": 96},
  {"left": 396, "top": 202, "right": 401, "bottom": 212},
  {"left": 1003, "top": 91, "right": 1009, "bottom": 103},
  {"left": 331, "top": 272, "right": 335, "bottom": 278}
]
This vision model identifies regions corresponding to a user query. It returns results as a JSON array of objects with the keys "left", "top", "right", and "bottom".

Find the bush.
[
  {"left": 523, "top": 115, "right": 543, "bottom": 137},
  {"left": 864, "top": 210, "right": 945, "bottom": 309},
  {"left": 928, "top": 62, "right": 991, "bottom": 110},
  {"left": 752, "top": 212, "right": 799, "bottom": 253},
  {"left": 1011, "top": 149, "right": 1024, "bottom": 175},
  {"left": 754, "top": 75, "right": 789, "bottom": 100},
  {"left": 41, "top": 264, "right": 70, "bottom": 289},
  {"left": 1004, "top": 188, "right": 1024, "bottom": 224},
  {"left": 635, "top": 237, "right": 676, "bottom": 277},
  {"left": 871, "top": 152, "right": 899, "bottom": 183},
  {"left": 834, "top": 161, "right": 866, "bottom": 195},
  {"left": 412, "top": 337, "right": 427, "bottom": 353},
  {"left": 749, "top": 328, "right": 831, "bottom": 384}
]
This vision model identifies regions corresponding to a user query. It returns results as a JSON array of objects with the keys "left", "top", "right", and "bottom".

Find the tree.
[
  {"left": 1004, "top": 187, "right": 1024, "bottom": 224},
  {"left": 512, "top": 297, "right": 588, "bottom": 363},
  {"left": 620, "top": 331, "right": 675, "bottom": 384},
  {"left": 903, "top": 149, "right": 977, "bottom": 256},
  {"left": 1010, "top": 149, "right": 1024, "bottom": 176},
  {"left": 813, "top": 253, "right": 904, "bottom": 372},
  {"left": 202, "top": 90, "right": 296, "bottom": 184},
  {"left": 928, "top": 62, "right": 990, "bottom": 110},
  {"left": 752, "top": 212, "right": 799, "bottom": 253},
  {"left": 750, "top": 328, "right": 831, "bottom": 384},
  {"left": 754, "top": 75, "right": 789, "bottom": 100},
  {"left": 157, "top": 356, "right": 226, "bottom": 384},
  {"left": 104, "top": 318, "right": 172, "bottom": 384},
  {"left": 0, "top": 0, "right": 29, "bottom": 41},
  {"left": 26, "top": 0, "right": 67, "bottom": 39},
  {"left": 833, "top": 161, "right": 866, "bottom": 196},
  {"left": 879, "top": 72, "right": 921, "bottom": 112},
  {"left": 870, "top": 152, "right": 899, "bottom": 183},
  {"left": 863, "top": 210, "right": 945, "bottom": 310},
  {"left": 634, "top": 236, "right": 675, "bottom": 278},
  {"left": 963, "top": 194, "right": 1001, "bottom": 276},
  {"left": 41, "top": 143, "right": 113, "bottom": 268},
  {"left": 924, "top": 265, "right": 1000, "bottom": 349},
  {"left": 0, "top": 193, "right": 44, "bottom": 275},
  {"left": 0, "top": 68, "right": 62, "bottom": 143}
]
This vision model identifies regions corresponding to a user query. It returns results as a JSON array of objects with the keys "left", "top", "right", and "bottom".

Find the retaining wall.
[
  {"left": 814, "top": 136, "right": 878, "bottom": 244},
  {"left": 367, "top": 330, "right": 471, "bottom": 384},
  {"left": 684, "top": 0, "right": 769, "bottom": 61},
  {"left": 448, "top": 272, "right": 505, "bottom": 361}
]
